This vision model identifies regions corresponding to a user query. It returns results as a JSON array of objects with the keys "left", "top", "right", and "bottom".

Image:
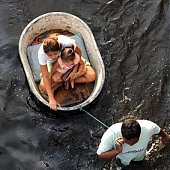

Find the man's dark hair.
[{"left": 121, "top": 118, "right": 141, "bottom": 140}]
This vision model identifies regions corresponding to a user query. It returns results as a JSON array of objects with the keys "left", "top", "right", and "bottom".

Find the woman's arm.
[
  {"left": 71, "top": 64, "right": 79, "bottom": 74},
  {"left": 40, "top": 65, "right": 60, "bottom": 110},
  {"left": 74, "top": 58, "right": 86, "bottom": 78}
]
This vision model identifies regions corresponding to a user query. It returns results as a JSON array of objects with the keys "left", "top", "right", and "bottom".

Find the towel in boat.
[{"left": 54, "top": 83, "right": 90, "bottom": 106}]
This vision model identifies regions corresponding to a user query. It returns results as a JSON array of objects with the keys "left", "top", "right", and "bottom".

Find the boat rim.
[{"left": 19, "top": 12, "right": 105, "bottom": 111}]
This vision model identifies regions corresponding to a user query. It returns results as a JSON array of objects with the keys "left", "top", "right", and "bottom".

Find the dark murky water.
[{"left": 0, "top": 0, "right": 170, "bottom": 169}]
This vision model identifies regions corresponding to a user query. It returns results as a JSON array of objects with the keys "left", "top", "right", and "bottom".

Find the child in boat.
[{"left": 50, "top": 46, "right": 87, "bottom": 90}]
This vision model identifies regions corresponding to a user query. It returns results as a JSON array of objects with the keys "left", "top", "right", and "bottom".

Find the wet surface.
[{"left": 0, "top": 0, "right": 170, "bottom": 169}]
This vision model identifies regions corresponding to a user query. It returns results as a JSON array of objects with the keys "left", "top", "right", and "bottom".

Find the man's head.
[{"left": 121, "top": 118, "right": 141, "bottom": 146}]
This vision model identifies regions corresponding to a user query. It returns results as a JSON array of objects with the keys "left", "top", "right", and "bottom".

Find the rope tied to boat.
[
  {"left": 80, "top": 107, "right": 122, "bottom": 144},
  {"left": 80, "top": 107, "right": 110, "bottom": 129}
]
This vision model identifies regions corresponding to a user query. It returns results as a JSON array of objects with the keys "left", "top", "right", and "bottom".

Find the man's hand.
[
  {"left": 115, "top": 137, "right": 124, "bottom": 146},
  {"left": 49, "top": 98, "right": 60, "bottom": 110},
  {"left": 115, "top": 144, "right": 123, "bottom": 153},
  {"left": 159, "top": 129, "right": 170, "bottom": 145},
  {"left": 115, "top": 137, "right": 124, "bottom": 153},
  {"left": 161, "top": 134, "right": 170, "bottom": 145}
]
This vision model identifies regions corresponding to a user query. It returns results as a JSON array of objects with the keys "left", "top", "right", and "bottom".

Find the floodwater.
[{"left": 0, "top": 0, "right": 170, "bottom": 169}]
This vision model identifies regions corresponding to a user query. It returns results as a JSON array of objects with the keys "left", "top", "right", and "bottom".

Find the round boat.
[{"left": 19, "top": 12, "right": 105, "bottom": 111}]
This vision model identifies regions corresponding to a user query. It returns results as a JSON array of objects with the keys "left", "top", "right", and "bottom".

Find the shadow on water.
[{"left": 0, "top": 0, "right": 170, "bottom": 169}]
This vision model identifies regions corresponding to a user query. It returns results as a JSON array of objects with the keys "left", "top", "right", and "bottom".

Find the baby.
[{"left": 50, "top": 46, "right": 87, "bottom": 89}]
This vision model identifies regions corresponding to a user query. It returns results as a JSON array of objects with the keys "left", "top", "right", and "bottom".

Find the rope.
[
  {"left": 80, "top": 107, "right": 110, "bottom": 129},
  {"left": 80, "top": 107, "right": 123, "bottom": 146}
]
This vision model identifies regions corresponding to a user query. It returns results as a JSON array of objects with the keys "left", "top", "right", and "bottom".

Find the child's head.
[
  {"left": 43, "top": 34, "right": 60, "bottom": 61},
  {"left": 61, "top": 47, "right": 75, "bottom": 65}
]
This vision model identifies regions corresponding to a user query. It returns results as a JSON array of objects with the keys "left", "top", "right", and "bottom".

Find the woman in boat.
[{"left": 38, "top": 34, "right": 96, "bottom": 110}]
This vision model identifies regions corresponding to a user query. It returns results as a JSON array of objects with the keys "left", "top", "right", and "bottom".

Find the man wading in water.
[{"left": 97, "top": 117, "right": 170, "bottom": 166}]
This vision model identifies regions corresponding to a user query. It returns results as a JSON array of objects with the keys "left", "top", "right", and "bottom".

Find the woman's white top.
[{"left": 38, "top": 35, "right": 76, "bottom": 65}]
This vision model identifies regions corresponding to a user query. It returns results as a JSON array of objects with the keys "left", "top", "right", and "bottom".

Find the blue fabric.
[
  {"left": 71, "top": 33, "right": 89, "bottom": 62},
  {"left": 27, "top": 34, "right": 89, "bottom": 82},
  {"left": 27, "top": 43, "right": 41, "bottom": 82}
]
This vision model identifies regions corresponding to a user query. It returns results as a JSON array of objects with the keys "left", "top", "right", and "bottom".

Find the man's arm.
[
  {"left": 158, "top": 129, "right": 170, "bottom": 144},
  {"left": 98, "top": 145, "right": 123, "bottom": 160}
]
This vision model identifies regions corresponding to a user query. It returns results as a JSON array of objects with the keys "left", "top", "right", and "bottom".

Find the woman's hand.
[
  {"left": 70, "top": 73, "right": 77, "bottom": 80},
  {"left": 66, "top": 72, "right": 77, "bottom": 82},
  {"left": 49, "top": 97, "right": 60, "bottom": 110},
  {"left": 115, "top": 144, "right": 123, "bottom": 153}
]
